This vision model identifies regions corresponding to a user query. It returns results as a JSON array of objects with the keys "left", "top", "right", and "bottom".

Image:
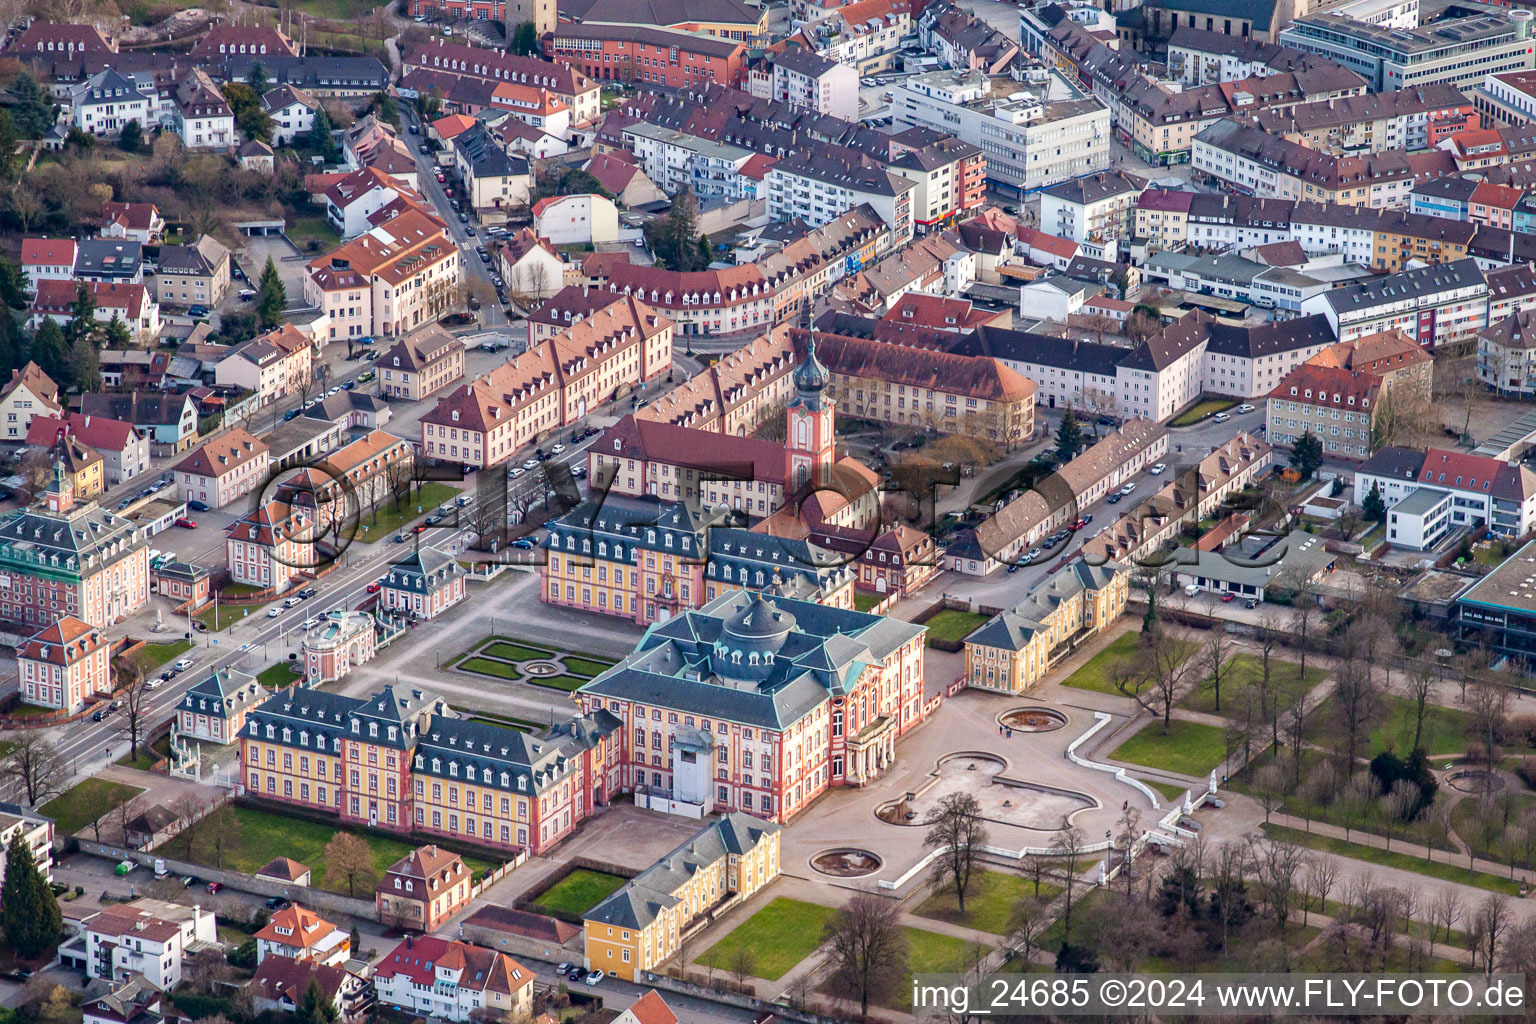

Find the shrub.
[
  {"left": 1465, "top": 741, "right": 1495, "bottom": 766},
  {"left": 1517, "top": 759, "right": 1536, "bottom": 790},
  {"left": 1497, "top": 713, "right": 1536, "bottom": 749}
]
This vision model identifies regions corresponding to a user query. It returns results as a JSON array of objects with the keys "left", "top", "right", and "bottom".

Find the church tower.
[{"left": 786, "top": 330, "right": 835, "bottom": 489}]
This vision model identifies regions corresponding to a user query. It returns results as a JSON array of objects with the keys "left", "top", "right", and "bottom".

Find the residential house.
[
  {"left": 263, "top": 84, "right": 320, "bottom": 146},
  {"left": 174, "top": 428, "right": 270, "bottom": 508},
  {"left": 17, "top": 615, "right": 112, "bottom": 713},
  {"left": 25, "top": 413, "right": 149, "bottom": 485},
  {"left": 0, "top": 363, "right": 64, "bottom": 441},
  {"left": 189, "top": 25, "right": 299, "bottom": 59},
  {"left": 453, "top": 123, "right": 531, "bottom": 215},
  {"left": 316, "top": 166, "right": 422, "bottom": 240},
  {"left": 376, "top": 845, "right": 472, "bottom": 932},
  {"left": 20, "top": 239, "right": 77, "bottom": 296},
  {"left": 378, "top": 324, "right": 465, "bottom": 401},
  {"left": 225, "top": 498, "right": 315, "bottom": 592},
  {"left": 305, "top": 204, "right": 461, "bottom": 340},
  {"left": 532, "top": 194, "right": 618, "bottom": 247},
  {"left": 0, "top": 803, "right": 53, "bottom": 887},
  {"left": 1300, "top": 257, "right": 1488, "bottom": 349},
  {"left": 47, "top": 433, "right": 105, "bottom": 499},
  {"left": 85, "top": 899, "right": 218, "bottom": 988},
  {"left": 1264, "top": 361, "right": 1383, "bottom": 460},
  {"left": 583, "top": 151, "right": 668, "bottom": 208},
  {"left": 373, "top": 938, "right": 533, "bottom": 1023},
  {"left": 497, "top": 229, "right": 565, "bottom": 301},
  {"left": 154, "top": 236, "right": 232, "bottom": 309},
  {"left": 614, "top": 992, "right": 678, "bottom": 1024},
  {"left": 1356, "top": 445, "right": 1536, "bottom": 538},
  {"left": 70, "top": 68, "right": 154, "bottom": 137},
  {"left": 30, "top": 280, "right": 160, "bottom": 341},
  {"left": 215, "top": 324, "right": 316, "bottom": 407},
  {"left": 173, "top": 69, "right": 235, "bottom": 149},
  {"left": 248, "top": 955, "right": 368, "bottom": 1023},
  {"left": 255, "top": 905, "right": 351, "bottom": 967},
  {"left": 80, "top": 392, "right": 198, "bottom": 456},
  {"left": 1479, "top": 308, "right": 1536, "bottom": 397},
  {"left": 153, "top": 560, "right": 212, "bottom": 611}
]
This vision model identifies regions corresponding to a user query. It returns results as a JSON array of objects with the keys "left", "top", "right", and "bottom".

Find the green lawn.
[
  {"left": 884, "top": 928, "right": 991, "bottom": 1010},
  {"left": 126, "top": 640, "right": 192, "bottom": 674},
  {"left": 1062, "top": 631, "right": 1195, "bottom": 695},
  {"left": 1306, "top": 693, "right": 1477, "bottom": 759},
  {"left": 173, "top": 805, "right": 500, "bottom": 892},
  {"left": 5, "top": 704, "right": 55, "bottom": 719},
  {"left": 564, "top": 657, "right": 615, "bottom": 677},
  {"left": 1178, "top": 654, "right": 1328, "bottom": 714},
  {"left": 41, "top": 779, "right": 145, "bottom": 835},
  {"left": 1169, "top": 398, "right": 1236, "bottom": 427},
  {"left": 256, "top": 663, "right": 302, "bottom": 689},
  {"left": 530, "top": 868, "right": 627, "bottom": 917},
  {"left": 1261, "top": 823, "right": 1522, "bottom": 895},
  {"left": 1110, "top": 719, "right": 1228, "bottom": 776},
  {"left": 196, "top": 600, "right": 272, "bottom": 631},
  {"left": 484, "top": 642, "right": 555, "bottom": 663},
  {"left": 286, "top": 216, "right": 342, "bottom": 251},
  {"left": 1449, "top": 792, "right": 1536, "bottom": 865},
  {"left": 912, "top": 871, "right": 1059, "bottom": 936},
  {"left": 358, "top": 483, "right": 461, "bottom": 540},
  {"left": 221, "top": 582, "right": 264, "bottom": 597},
  {"left": 854, "top": 592, "right": 883, "bottom": 612},
  {"left": 116, "top": 735, "right": 173, "bottom": 772},
  {"left": 1140, "top": 778, "right": 1190, "bottom": 802},
  {"left": 698, "top": 897, "right": 836, "bottom": 981},
  {"left": 528, "top": 675, "right": 588, "bottom": 692},
  {"left": 460, "top": 657, "right": 520, "bottom": 680},
  {"left": 923, "top": 609, "right": 990, "bottom": 646}
]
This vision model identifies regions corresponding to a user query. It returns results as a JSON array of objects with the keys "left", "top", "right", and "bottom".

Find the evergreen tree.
[
  {"left": 29, "top": 319, "right": 68, "bottom": 387},
  {"left": 257, "top": 257, "right": 286, "bottom": 329},
  {"left": 68, "top": 334, "right": 100, "bottom": 392},
  {"left": 309, "top": 106, "right": 340, "bottom": 164},
  {"left": 118, "top": 119, "right": 144, "bottom": 154},
  {"left": 0, "top": 830, "right": 61, "bottom": 959},
  {"left": 248, "top": 62, "right": 270, "bottom": 95},
  {"left": 642, "top": 187, "right": 709, "bottom": 272},
  {"left": 64, "top": 127, "right": 94, "bottom": 152},
  {"left": 10, "top": 73, "right": 57, "bottom": 140},
  {"left": 1290, "top": 430, "right": 1323, "bottom": 481},
  {"left": 0, "top": 256, "right": 30, "bottom": 310},
  {"left": 0, "top": 311, "right": 22, "bottom": 375},
  {"left": 511, "top": 21, "right": 538, "bottom": 54},
  {"left": 1362, "top": 480, "right": 1386, "bottom": 522},
  {"left": 104, "top": 314, "right": 132, "bottom": 349},
  {"left": 298, "top": 978, "right": 338, "bottom": 1024},
  {"left": 1054, "top": 407, "right": 1085, "bottom": 463},
  {"left": 368, "top": 92, "right": 399, "bottom": 130},
  {"left": 0, "top": 110, "right": 20, "bottom": 182},
  {"left": 64, "top": 283, "right": 97, "bottom": 346}
]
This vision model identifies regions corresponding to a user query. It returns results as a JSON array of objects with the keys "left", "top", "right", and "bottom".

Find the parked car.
[
  {"left": 238, "top": 289, "right": 256, "bottom": 301},
  {"left": 298, "top": 587, "right": 317, "bottom": 600},
  {"left": 1212, "top": 412, "right": 1231, "bottom": 423},
  {"left": 358, "top": 370, "right": 375, "bottom": 383},
  {"left": 265, "top": 897, "right": 290, "bottom": 910},
  {"left": 566, "top": 967, "right": 585, "bottom": 983},
  {"left": 509, "top": 466, "right": 526, "bottom": 478},
  {"left": 1221, "top": 592, "right": 1236, "bottom": 603},
  {"left": 206, "top": 882, "right": 223, "bottom": 894},
  {"left": 267, "top": 606, "right": 283, "bottom": 618},
  {"left": 91, "top": 710, "right": 104, "bottom": 721},
  {"left": 511, "top": 538, "right": 535, "bottom": 550},
  {"left": 186, "top": 500, "right": 209, "bottom": 512},
  {"left": 1236, "top": 404, "right": 1255, "bottom": 413},
  {"left": 173, "top": 658, "right": 193, "bottom": 671},
  {"left": 1107, "top": 492, "right": 1122, "bottom": 504},
  {"left": 436, "top": 172, "right": 446, "bottom": 183},
  {"left": 1148, "top": 463, "right": 1166, "bottom": 475},
  {"left": 556, "top": 963, "right": 572, "bottom": 975},
  {"left": 180, "top": 876, "right": 197, "bottom": 887},
  {"left": 187, "top": 305, "right": 209, "bottom": 317},
  {"left": 523, "top": 459, "right": 538, "bottom": 470},
  {"left": 425, "top": 514, "right": 444, "bottom": 526},
  {"left": 174, "top": 517, "right": 197, "bottom": 529},
  {"left": 1244, "top": 598, "right": 1258, "bottom": 609},
  {"left": 585, "top": 971, "right": 604, "bottom": 986},
  {"left": 395, "top": 532, "right": 409, "bottom": 543},
  {"left": 1120, "top": 482, "right": 1137, "bottom": 494},
  {"left": 419, "top": 143, "right": 431, "bottom": 155},
  {"left": 367, "top": 582, "right": 381, "bottom": 593},
  {"left": 550, "top": 443, "right": 566, "bottom": 455}
]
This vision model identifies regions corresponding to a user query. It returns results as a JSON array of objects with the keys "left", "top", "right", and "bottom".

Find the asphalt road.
[{"left": 401, "top": 110, "right": 508, "bottom": 329}]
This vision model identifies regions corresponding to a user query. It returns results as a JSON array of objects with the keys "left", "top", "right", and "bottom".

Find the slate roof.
[
  {"left": 584, "top": 813, "right": 779, "bottom": 929},
  {"left": 967, "top": 561, "right": 1124, "bottom": 651}
]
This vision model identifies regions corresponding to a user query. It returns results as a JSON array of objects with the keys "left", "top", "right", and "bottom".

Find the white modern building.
[
  {"left": 769, "top": 47, "right": 859, "bottom": 120},
  {"left": 1300, "top": 257, "right": 1488, "bottom": 349},
  {"left": 86, "top": 900, "right": 218, "bottom": 989},
  {"left": 1355, "top": 446, "right": 1536, "bottom": 539},
  {"left": 893, "top": 68, "right": 1111, "bottom": 195}
]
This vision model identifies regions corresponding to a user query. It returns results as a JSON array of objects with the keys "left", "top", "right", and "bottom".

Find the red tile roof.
[
  {"left": 18, "top": 616, "right": 105, "bottom": 666},
  {"left": 600, "top": 414, "right": 789, "bottom": 486},
  {"left": 1269, "top": 362, "right": 1380, "bottom": 411},
  {"left": 624, "top": 991, "right": 679, "bottom": 1024},
  {"left": 25, "top": 412, "right": 138, "bottom": 453},
  {"left": 174, "top": 427, "right": 268, "bottom": 480},
  {"left": 21, "top": 238, "right": 76, "bottom": 267},
  {"left": 376, "top": 936, "right": 534, "bottom": 996}
]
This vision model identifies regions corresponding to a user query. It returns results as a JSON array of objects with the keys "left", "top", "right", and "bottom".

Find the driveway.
[{"left": 238, "top": 234, "right": 311, "bottom": 313}]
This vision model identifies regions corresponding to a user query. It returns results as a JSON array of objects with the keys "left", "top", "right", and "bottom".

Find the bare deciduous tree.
[
  {"left": 924, "top": 792, "right": 988, "bottom": 915},
  {"left": 1, "top": 732, "right": 66, "bottom": 807},
  {"left": 1051, "top": 823, "right": 1088, "bottom": 945},
  {"left": 1304, "top": 855, "right": 1338, "bottom": 918},
  {"left": 822, "top": 893, "right": 909, "bottom": 1021}
]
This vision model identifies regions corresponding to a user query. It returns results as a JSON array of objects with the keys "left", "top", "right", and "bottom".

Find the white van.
[{"left": 1184, "top": 583, "right": 1201, "bottom": 597}]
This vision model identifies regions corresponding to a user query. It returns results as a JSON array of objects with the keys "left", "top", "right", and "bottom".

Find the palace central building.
[{"left": 575, "top": 588, "right": 930, "bottom": 823}]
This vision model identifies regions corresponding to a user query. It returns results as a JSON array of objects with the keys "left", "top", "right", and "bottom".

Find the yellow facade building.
[
  {"left": 963, "top": 561, "right": 1128, "bottom": 693},
  {"left": 582, "top": 813, "right": 780, "bottom": 981}
]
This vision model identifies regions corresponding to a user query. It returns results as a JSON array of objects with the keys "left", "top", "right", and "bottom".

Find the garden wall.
[{"left": 77, "top": 840, "right": 377, "bottom": 922}]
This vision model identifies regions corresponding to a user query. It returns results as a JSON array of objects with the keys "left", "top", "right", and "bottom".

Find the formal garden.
[{"left": 449, "top": 636, "right": 617, "bottom": 692}]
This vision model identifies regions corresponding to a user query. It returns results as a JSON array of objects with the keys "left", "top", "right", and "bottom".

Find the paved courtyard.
[{"left": 780, "top": 685, "right": 1153, "bottom": 894}]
